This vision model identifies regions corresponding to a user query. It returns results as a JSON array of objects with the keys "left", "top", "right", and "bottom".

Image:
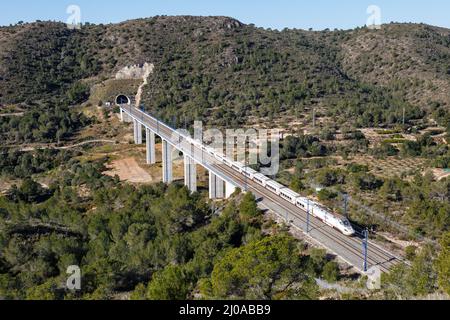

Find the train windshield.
[{"left": 342, "top": 219, "right": 351, "bottom": 226}]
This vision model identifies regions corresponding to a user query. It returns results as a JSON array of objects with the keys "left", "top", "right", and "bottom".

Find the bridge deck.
[{"left": 121, "top": 105, "right": 403, "bottom": 273}]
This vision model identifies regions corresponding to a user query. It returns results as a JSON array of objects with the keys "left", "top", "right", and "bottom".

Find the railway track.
[
  {"left": 124, "top": 106, "right": 404, "bottom": 273},
  {"left": 214, "top": 164, "right": 399, "bottom": 273}
]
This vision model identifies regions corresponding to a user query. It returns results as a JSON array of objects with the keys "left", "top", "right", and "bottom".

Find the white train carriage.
[
  {"left": 310, "top": 203, "right": 329, "bottom": 223},
  {"left": 310, "top": 202, "right": 355, "bottom": 236},
  {"left": 206, "top": 147, "right": 216, "bottom": 156},
  {"left": 265, "top": 180, "right": 285, "bottom": 195},
  {"left": 296, "top": 196, "right": 310, "bottom": 210},
  {"left": 279, "top": 188, "right": 300, "bottom": 205},
  {"left": 231, "top": 162, "right": 245, "bottom": 173},
  {"left": 242, "top": 167, "right": 257, "bottom": 180},
  {"left": 214, "top": 151, "right": 225, "bottom": 162},
  {"left": 253, "top": 173, "right": 271, "bottom": 187},
  {"left": 223, "top": 157, "right": 233, "bottom": 167},
  {"left": 337, "top": 218, "right": 355, "bottom": 236}
]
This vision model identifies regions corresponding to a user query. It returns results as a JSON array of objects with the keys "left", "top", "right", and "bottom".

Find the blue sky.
[{"left": 1, "top": 0, "right": 449, "bottom": 30}]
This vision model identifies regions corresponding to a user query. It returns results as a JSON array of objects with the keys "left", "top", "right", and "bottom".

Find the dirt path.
[
  {"left": 104, "top": 157, "right": 153, "bottom": 183},
  {"left": 58, "top": 140, "right": 118, "bottom": 150},
  {"left": 0, "top": 112, "right": 24, "bottom": 117},
  {"left": 4, "top": 140, "right": 118, "bottom": 152}
]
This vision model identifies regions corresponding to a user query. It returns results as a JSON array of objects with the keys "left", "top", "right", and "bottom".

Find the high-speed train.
[{"left": 186, "top": 137, "right": 355, "bottom": 236}]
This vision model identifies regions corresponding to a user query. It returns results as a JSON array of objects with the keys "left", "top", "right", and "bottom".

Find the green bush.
[
  {"left": 322, "top": 261, "right": 339, "bottom": 283},
  {"left": 317, "top": 189, "right": 338, "bottom": 201}
]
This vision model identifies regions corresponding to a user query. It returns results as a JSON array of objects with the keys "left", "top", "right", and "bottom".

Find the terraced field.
[{"left": 353, "top": 156, "right": 428, "bottom": 178}]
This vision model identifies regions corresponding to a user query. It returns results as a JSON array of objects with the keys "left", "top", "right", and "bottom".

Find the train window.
[{"left": 281, "top": 193, "right": 291, "bottom": 201}]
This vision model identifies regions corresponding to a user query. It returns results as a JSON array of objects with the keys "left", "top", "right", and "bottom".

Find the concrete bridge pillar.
[
  {"left": 209, "top": 172, "right": 224, "bottom": 199},
  {"left": 137, "top": 123, "right": 143, "bottom": 144},
  {"left": 225, "top": 181, "right": 237, "bottom": 199},
  {"left": 146, "top": 128, "right": 156, "bottom": 165},
  {"left": 133, "top": 119, "right": 137, "bottom": 143},
  {"left": 162, "top": 140, "right": 173, "bottom": 184},
  {"left": 184, "top": 155, "right": 197, "bottom": 193},
  {"left": 133, "top": 119, "right": 143, "bottom": 144}
]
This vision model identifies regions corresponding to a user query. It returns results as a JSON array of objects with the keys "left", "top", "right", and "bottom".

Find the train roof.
[
  {"left": 232, "top": 161, "right": 245, "bottom": 168},
  {"left": 280, "top": 188, "right": 300, "bottom": 198},
  {"left": 296, "top": 196, "right": 309, "bottom": 203},
  {"left": 242, "top": 167, "right": 257, "bottom": 174},
  {"left": 253, "top": 173, "right": 271, "bottom": 181},
  {"left": 265, "top": 180, "right": 285, "bottom": 189},
  {"left": 310, "top": 200, "right": 348, "bottom": 221}
]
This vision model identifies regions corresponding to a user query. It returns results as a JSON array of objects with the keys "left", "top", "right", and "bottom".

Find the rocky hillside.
[
  {"left": 0, "top": 16, "right": 449, "bottom": 128},
  {"left": 340, "top": 24, "right": 450, "bottom": 111}
]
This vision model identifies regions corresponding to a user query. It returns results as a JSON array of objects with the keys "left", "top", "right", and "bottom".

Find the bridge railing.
[{"left": 120, "top": 105, "right": 243, "bottom": 188}]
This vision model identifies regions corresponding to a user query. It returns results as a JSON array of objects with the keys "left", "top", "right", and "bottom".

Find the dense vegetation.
[
  {"left": 0, "top": 148, "right": 75, "bottom": 178},
  {"left": 1, "top": 17, "right": 449, "bottom": 130},
  {"left": 382, "top": 233, "right": 450, "bottom": 298},
  {"left": 0, "top": 161, "right": 339, "bottom": 300},
  {"left": 0, "top": 105, "right": 90, "bottom": 145},
  {"left": 0, "top": 22, "right": 99, "bottom": 104},
  {"left": 0, "top": 16, "right": 449, "bottom": 300},
  {"left": 282, "top": 155, "right": 450, "bottom": 239},
  {"left": 280, "top": 135, "right": 329, "bottom": 159}
]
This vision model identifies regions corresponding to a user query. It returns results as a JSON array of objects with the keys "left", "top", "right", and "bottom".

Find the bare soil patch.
[
  {"left": 433, "top": 168, "right": 450, "bottom": 181},
  {"left": 104, "top": 157, "right": 153, "bottom": 183}
]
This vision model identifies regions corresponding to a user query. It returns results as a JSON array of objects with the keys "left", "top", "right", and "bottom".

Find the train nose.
[{"left": 344, "top": 229, "right": 355, "bottom": 236}]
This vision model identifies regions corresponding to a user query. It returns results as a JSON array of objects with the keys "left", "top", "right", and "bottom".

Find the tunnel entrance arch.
[{"left": 115, "top": 95, "right": 131, "bottom": 105}]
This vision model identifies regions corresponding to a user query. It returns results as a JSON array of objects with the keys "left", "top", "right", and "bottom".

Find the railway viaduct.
[
  {"left": 116, "top": 95, "right": 403, "bottom": 275},
  {"left": 116, "top": 95, "right": 238, "bottom": 200}
]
